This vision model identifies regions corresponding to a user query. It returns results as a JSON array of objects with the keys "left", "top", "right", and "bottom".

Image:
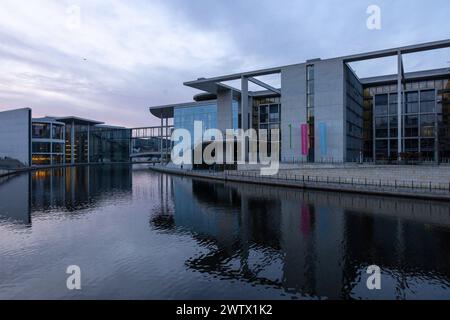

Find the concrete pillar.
[
  {"left": 217, "top": 88, "right": 233, "bottom": 132},
  {"left": 397, "top": 52, "right": 403, "bottom": 161},
  {"left": 71, "top": 120, "right": 75, "bottom": 165},
  {"left": 50, "top": 122, "right": 53, "bottom": 166},
  {"left": 160, "top": 113, "right": 163, "bottom": 163},
  {"left": 241, "top": 77, "right": 249, "bottom": 161},
  {"left": 87, "top": 125, "right": 90, "bottom": 164}
]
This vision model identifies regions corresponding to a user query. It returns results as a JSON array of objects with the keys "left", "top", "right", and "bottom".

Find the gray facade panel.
[
  {"left": 217, "top": 89, "right": 233, "bottom": 132},
  {"left": 314, "top": 59, "right": 346, "bottom": 162},
  {"left": 280, "top": 64, "right": 307, "bottom": 162},
  {"left": 0, "top": 108, "right": 31, "bottom": 166}
]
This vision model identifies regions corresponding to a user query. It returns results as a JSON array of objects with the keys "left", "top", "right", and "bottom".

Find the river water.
[{"left": 0, "top": 164, "right": 449, "bottom": 299}]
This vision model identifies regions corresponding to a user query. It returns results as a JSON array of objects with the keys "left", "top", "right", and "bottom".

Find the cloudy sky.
[{"left": 0, "top": 0, "right": 449, "bottom": 127}]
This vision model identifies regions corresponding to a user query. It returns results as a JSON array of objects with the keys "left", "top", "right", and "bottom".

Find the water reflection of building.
[
  {"left": 152, "top": 176, "right": 450, "bottom": 299},
  {"left": 31, "top": 165, "right": 133, "bottom": 211},
  {"left": 0, "top": 165, "right": 132, "bottom": 225},
  {"left": 0, "top": 174, "right": 31, "bottom": 225}
]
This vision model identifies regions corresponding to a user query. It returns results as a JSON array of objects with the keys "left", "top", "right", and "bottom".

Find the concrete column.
[
  {"left": 241, "top": 76, "right": 249, "bottom": 130},
  {"left": 165, "top": 116, "right": 169, "bottom": 162},
  {"left": 160, "top": 113, "right": 163, "bottom": 163},
  {"left": 397, "top": 52, "right": 403, "bottom": 161},
  {"left": 241, "top": 77, "right": 249, "bottom": 161},
  {"left": 87, "top": 125, "right": 90, "bottom": 164},
  {"left": 71, "top": 120, "right": 75, "bottom": 165},
  {"left": 50, "top": 122, "right": 53, "bottom": 166},
  {"left": 63, "top": 125, "right": 66, "bottom": 165}
]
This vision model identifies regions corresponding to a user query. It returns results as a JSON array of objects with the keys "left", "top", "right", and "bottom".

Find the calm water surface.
[{"left": 0, "top": 164, "right": 449, "bottom": 299}]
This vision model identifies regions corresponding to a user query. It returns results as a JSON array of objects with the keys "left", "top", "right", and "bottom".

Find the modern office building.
[
  {"left": 150, "top": 39, "right": 450, "bottom": 164},
  {"left": 0, "top": 108, "right": 131, "bottom": 166}
]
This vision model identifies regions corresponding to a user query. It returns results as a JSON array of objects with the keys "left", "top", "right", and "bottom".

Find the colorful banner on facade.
[{"left": 301, "top": 124, "right": 308, "bottom": 156}]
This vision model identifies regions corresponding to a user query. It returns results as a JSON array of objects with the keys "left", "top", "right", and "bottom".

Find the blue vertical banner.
[{"left": 319, "top": 122, "right": 327, "bottom": 156}]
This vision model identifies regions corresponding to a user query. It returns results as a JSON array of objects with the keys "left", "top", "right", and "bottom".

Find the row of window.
[
  {"left": 375, "top": 114, "right": 436, "bottom": 138},
  {"left": 32, "top": 123, "right": 65, "bottom": 140},
  {"left": 365, "top": 79, "right": 449, "bottom": 96},
  {"left": 32, "top": 142, "right": 65, "bottom": 154},
  {"left": 374, "top": 91, "right": 436, "bottom": 116}
]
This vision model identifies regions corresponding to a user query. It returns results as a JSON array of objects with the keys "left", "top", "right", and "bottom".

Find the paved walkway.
[{"left": 149, "top": 165, "right": 450, "bottom": 201}]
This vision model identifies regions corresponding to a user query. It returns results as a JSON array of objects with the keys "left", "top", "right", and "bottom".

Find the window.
[
  {"left": 32, "top": 142, "right": 50, "bottom": 153},
  {"left": 421, "top": 139, "right": 434, "bottom": 151},
  {"left": 405, "top": 139, "right": 418, "bottom": 152},
  {"left": 421, "top": 90, "right": 435, "bottom": 102},
  {"left": 405, "top": 102, "right": 419, "bottom": 114},
  {"left": 405, "top": 115, "right": 418, "bottom": 137},
  {"left": 375, "top": 117, "right": 388, "bottom": 138},
  {"left": 375, "top": 94, "right": 388, "bottom": 105},
  {"left": 389, "top": 93, "right": 398, "bottom": 115},
  {"left": 52, "top": 124, "right": 64, "bottom": 140},
  {"left": 420, "top": 114, "right": 435, "bottom": 137},
  {"left": 32, "top": 123, "right": 50, "bottom": 139},
  {"left": 52, "top": 143, "right": 64, "bottom": 153},
  {"left": 390, "top": 116, "right": 398, "bottom": 137},
  {"left": 406, "top": 91, "right": 418, "bottom": 103},
  {"left": 421, "top": 101, "right": 435, "bottom": 113}
]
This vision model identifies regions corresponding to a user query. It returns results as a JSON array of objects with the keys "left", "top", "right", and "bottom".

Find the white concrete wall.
[
  {"left": 314, "top": 59, "right": 346, "bottom": 162},
  {"left": 0, "top": 108, "right": 31, "bottom": 166},
  {"left": 217, "top": 89, "right": 233, "bottom": 133},
  {"left": 280, "top": 64, "right": 307, "bottom": 162}
]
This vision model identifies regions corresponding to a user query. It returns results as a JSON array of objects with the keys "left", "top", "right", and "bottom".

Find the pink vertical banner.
[{"left": 301, "top": 124, "right": 309, "bottom": 156}]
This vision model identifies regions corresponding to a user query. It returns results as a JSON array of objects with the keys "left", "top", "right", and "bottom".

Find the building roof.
[
  {"left": 149, "top": 39, "right": 450, "bottom": 119},
  {"left": 32, "top": 117, "right": 66, "bottom": 125},
  {"left": 54, "top": 116, "right": 104, "bottom": 126},
  {"left": 360, "top": 68, "right": 450, "bottom": 85}
]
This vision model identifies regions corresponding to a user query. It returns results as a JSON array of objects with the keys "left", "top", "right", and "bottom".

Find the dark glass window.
[
  {"left": 390, "top": 116, "right": 398, "bottom": 137},
  {"left": 406, "top": 91, "right": 419, "bottom": 103},
  {"left": 421, "top": 101, "right": 435, "bottom": 113},
  {"left": 52, "top": 143, "right": 64, "bottom": 153},
  {"left": 52, "top": 124, "right": 64, "bottom": 140},
  {"left": 375, "top": 94, "right": 388, "bottom": 105},
  {"left": 405, "top": 139, "right": 419, "bottom": 152},
  {"left": 375, "top": 105, "right": 388, "bottom": 116},
  {"left": 32, "top": 142, "right": 50, "bottom": 153},
  {"left": 259, "top": 105, "right": 268, "bottom": 123},
  {"left": 390, "top": 139, "right": 398, "bottom": 158},
  {"left": 420, "top": 90, "right": 435, "bottom": 102},
  {"left": 420, "top": 138, "right": 434, "bottom": 151},
  {"left": 307, "top": 65, "right": 314, "bottom": 81},
  {"left": 420, "top": 114, "right": 435, "bottom": 137},
  {"left": 32, "top": 123, "right": 50, "bottom": 139},
  {"left": 405, "top": 102, "right": 419, "bottom": 114},
  {"left": 375, "top": 117, "right": 388, "bottom": 138},
  {"left": 375, "top": 140, "right": 388, "bottom": 159},
  {"left": 405, "top": 115, "right": 418, "bottom": 137}
]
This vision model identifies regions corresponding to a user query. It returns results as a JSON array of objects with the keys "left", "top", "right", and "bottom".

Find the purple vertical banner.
[{"left": 301, "top": 124, "right": 309, "bottom": 156}]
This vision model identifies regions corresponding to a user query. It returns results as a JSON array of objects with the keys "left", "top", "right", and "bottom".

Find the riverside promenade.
[{"left": 149, "top": 164, "right": 450, "bottom": 201}]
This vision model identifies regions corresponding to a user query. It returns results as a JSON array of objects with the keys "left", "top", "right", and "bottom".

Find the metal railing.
[{"left": 186, "top": 169, "right": 450, "bottom": 195}]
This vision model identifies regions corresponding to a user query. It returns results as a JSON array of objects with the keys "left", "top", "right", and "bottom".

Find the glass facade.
[
  {"left": 31, "top": 121, "right": 65, "bottom": 165},
  {"left": 90, "top": 128, "right": 131, "bottom": 163},
  {"left": 364, "top": 77, "right": 450, "bottom": 162},
  {"left": 345, "top": 66, "right": 364, "bottom": 162},
  {"left": 306, "top": 65, "right": 315, "bottom": 162}
]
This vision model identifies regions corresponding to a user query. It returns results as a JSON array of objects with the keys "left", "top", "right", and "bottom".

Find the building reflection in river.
[
  {"left": 0, "top": 165, "right": 132, "bottom": 225},
  {"left": 151, "top": 176, "right": 450, "bottom": 299}
]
